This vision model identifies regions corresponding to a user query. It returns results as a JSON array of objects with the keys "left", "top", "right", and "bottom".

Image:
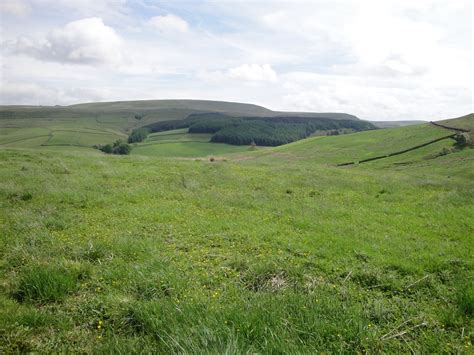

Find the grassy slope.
[
  {"left": 239, "top": 123, "right": 455, "bottom": 165},
  {"left": 67, "top": 99, "right": 273, "bottom": 115},
  {"left": 0, "top": 100, "right": 360, "bottom": 155},
  {"left": 0, "top": 119, "right": 473, "bottom": 353},
  {"left": 130, "top": 129, "right": 257, "bottom": 158},
  {"left": 371, "top": 120, "right": 426, "bottom": 128},
  {"left": 438, "top": 113, "right": 474, "bottom": 131}
]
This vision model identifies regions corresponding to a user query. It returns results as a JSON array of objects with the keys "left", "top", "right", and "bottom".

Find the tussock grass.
[
  {"left": 13, "top": 263, "right": 86, "bottom": 303},
  {"left": 458, "top": 283, "right": 474, "bottom": 316}
]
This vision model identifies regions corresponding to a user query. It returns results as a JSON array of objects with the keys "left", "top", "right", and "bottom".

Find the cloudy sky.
[{"left": 0, "top": 0, "right": 472, "bottom": 120}]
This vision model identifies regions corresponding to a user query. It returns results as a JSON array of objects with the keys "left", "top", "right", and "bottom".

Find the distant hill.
[
  {"left": 0, "top": 99, "right": 360, "bottom": 125},
  {"left": 0, "top": 99, "right": 368, "bottom": 152},
  {"left": 1, "top": 99, "right": 471, "bottom": 155},
  {"left": 66, "top": 99, "right": 274, "bottom": 117},
  {"left": 67, "top": 99, "right": 361, "bottom": 120},
  {"left": 371, "top": 120, "right": 426, "bottom": 128}
]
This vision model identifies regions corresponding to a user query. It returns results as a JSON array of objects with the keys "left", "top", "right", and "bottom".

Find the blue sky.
[{"left": 0, "top": 0, "right": 472, "bottom": 120}]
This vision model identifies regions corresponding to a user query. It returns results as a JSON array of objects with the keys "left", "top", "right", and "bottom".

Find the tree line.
[{"left": 130, "top": 113, "right": 376, "bottom": 147}]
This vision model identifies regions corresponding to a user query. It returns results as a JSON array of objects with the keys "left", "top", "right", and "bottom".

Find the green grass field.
[
  {"left": 250, "top": 123, "right": 456, "bottom": 164},
  {"left": 440, "top": 113, "right": 474, "bottom": 131},
  {"left": 130, "top": 129, "right": 257, "bottom": 158},
  {"left": 0, "top": 108, "right": 473, "bottom": 353}
]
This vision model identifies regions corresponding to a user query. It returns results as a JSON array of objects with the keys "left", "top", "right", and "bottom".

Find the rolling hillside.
[
  {"left": 0, "top": 99, "right": 365, "bottom": 155},
  {"left": 235, "top": 114, "right": 472, "bottom": 165},
  {"left": 130, "top": 129, "right": 254, "bottom": 158},
  {"left": 0, "top": 108, "right": 472, "bottom": 353},
  {"left": 438, "top": 113, "right": 474, "bottom": 131},
  {"left": 0, "top": 99, "right": 360, "bottom": 132}
]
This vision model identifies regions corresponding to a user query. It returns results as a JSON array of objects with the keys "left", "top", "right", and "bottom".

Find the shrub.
[
  {"left": 128, "top": 128, "right": 149, "bottom": 143},
  {"left": 440, "top": 147, "right": 452, "bottom": 156},
  {"left": 96, "top": 140, "right": 131, "bottom": 155},
  {"left": 120, "top": 144, "right": 131, "bottom": 154},
  {"left": 114, "top": 142, "right": 132, "bottom": 155},
  {"left": 100, "top": 144, "right": 113, "bottom": 154}
]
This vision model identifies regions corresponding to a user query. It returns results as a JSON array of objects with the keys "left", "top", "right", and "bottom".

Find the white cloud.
[
  {"left": 7, "top": 17, "right": 122, "bottom": 65},
  {"left": 228, "top": 64, "right": 278, "bottom": 82},
  {"left": 30, "top": 0, "right": 128, "bottom": 22},
  {"left": 277, "top": 71, "right": 472, "bottom": 120},
  {"left": 198, "top": 64, "right": 278, "bottom": 84},
  {"left": 0, "top": 0, "right": 471, "bottom": 120},
  {"left": 0, "top": 0, "right": 31, "bottom": 17},
  {"left": 0, "top": 82, "right": 110, "bottom": 105},
  {"left": 148, "top": 15, "right": 189, "bottom": 33}
]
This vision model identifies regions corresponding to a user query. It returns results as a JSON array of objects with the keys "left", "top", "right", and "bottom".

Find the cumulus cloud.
[
  {"left": 148, "top": 15, "right": 189, "bottom": 33},
  {"left": 0, "top": 0, "right": 471, "bottom": 120},
  {"left": 0, "top": 0, "right": 31, "bottom": 16},
  {"left": 7, "top": 17, "right": 122, "bottom": 65}
]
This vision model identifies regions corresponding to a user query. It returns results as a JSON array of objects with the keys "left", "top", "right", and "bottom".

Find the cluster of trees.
[
  {"left": 96, "top": 140, "right": 131, "bottom": 155},
  {"left": 142, "top": 113, "right": 230, "bottom": 134},
  {"left": 142, "top": 119, "right": 190, "bottom": 133},
  {"left": 188, "top": 118, "right": 241, "bottom": 133},
  {"left": 138, "top": 112, "right": 376, "bottom": 147},
  {"left": 211, "top": 121, "right": 313, "bottom": 146},
  {"left": 128, "top": 128, "right": 150, "bottom": 143},
  {"left": 198, "top": 116, "right": 374, "bottom": 146}
]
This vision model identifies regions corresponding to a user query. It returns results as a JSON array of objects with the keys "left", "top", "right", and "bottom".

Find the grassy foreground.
[{"left": 0, "top": 123, "right": 473, "bottom": 352}]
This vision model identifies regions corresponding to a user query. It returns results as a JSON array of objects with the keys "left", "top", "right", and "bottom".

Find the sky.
[{"left": 0, "top": 0, "right": 472, "bottom": 121}]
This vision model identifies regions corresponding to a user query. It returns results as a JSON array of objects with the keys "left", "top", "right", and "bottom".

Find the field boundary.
[
  {"left": 41, "top": 143, "right": 91, "bottom": 148},
  {"left": 337, "top": 133, "right": 456, "bottom": 166},
  {"left": 430, "top": 121, "right": 470, "bottom": 132},
  {"left": 135, "top": 140, "right": 215, "bottom": 147},
  {"left": 51, "top": 129, "right": 120, "bottom": 136},
  {"left": 0, "top": 134, "right": 50, "bottom": 146}
]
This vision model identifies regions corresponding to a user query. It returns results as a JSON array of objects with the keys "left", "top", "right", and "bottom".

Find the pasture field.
[
  {"left": 131, "top": 141, "right": 252, "bottom": 158},
  {"left": 0, "top": 112, "right": 251, "bottom": 157},
  {"left": 0, "top": 116, "right": 473, "bottom": 353},
  {"left": 0, "top": 113, "right": 127, "bottom": 151},
  {"left": 131, "top": 129, "right": 256, "bottom": 158},
  {"left": 253, "top": 123, "right": 457, "bottom": 165},
  {"left": 439, "top": 113, "right": 474, "bottom": 131}
]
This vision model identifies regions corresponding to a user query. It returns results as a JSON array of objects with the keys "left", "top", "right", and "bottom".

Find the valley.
[{"left": 0, "top": 102, "right": 472, "bottom": 352}]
